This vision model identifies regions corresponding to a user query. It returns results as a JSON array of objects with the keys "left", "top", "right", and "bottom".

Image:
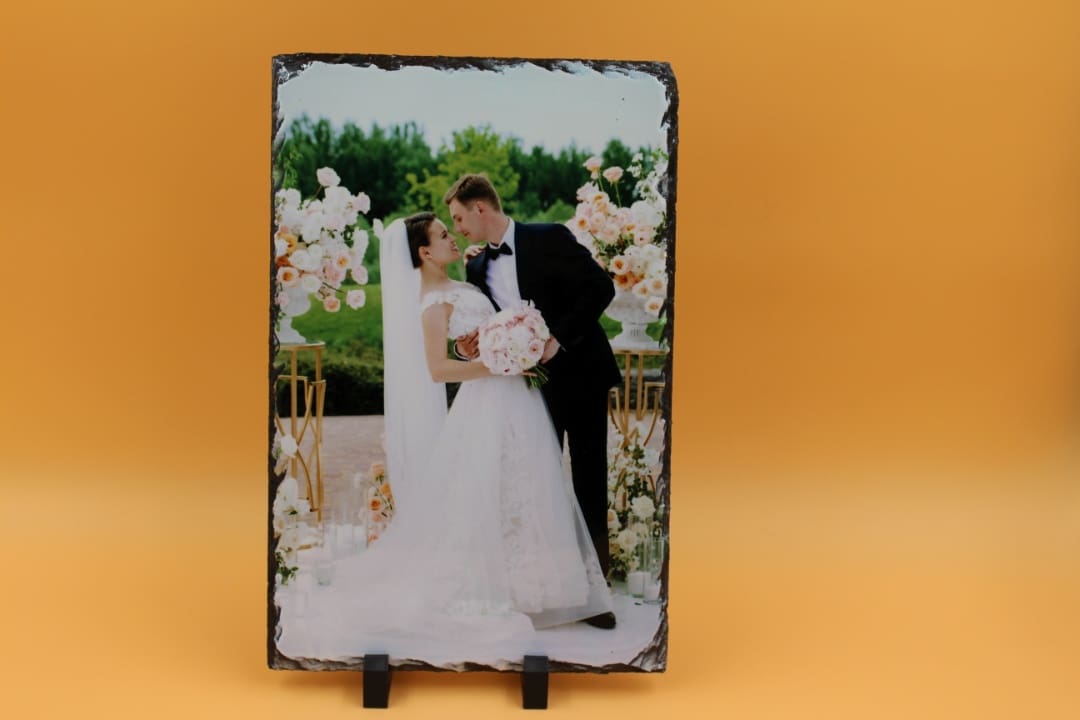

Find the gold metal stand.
[
  {"left": 274, "top": 342, "right": 326, "bottom": 520},
  {"left": 609, "top": 346, "right": 668, "bottom": 446}
]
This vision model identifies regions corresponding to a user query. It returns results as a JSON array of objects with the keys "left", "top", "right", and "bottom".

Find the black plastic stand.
[
  {"left": 362, "top": 654, "right": 392, "bottom": 708},
  {"left": 360, "top": 653, "right": 550, "bottom": 709},
  {"left": 521, "top": 655, "right": 550, "bottom": 709}
]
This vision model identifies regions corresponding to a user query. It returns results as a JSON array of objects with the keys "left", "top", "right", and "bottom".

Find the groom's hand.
[
  {"left": 454, "top": 331, "right": 480, "bottom": 360},
  {"left": 540, "top": 336, "right": 561, "bottom": 363}
]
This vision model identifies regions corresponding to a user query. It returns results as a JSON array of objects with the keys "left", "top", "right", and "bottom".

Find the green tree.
[{"left": 405, "top": 125, "right": 520, "bottom": 226}]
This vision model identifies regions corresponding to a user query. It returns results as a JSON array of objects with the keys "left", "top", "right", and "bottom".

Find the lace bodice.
[{"left": 420, "top": 283, "right": 496, "bottom": 339}]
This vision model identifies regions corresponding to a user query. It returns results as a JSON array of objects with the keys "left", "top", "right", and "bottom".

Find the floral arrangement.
[
  {"left": 365, "top": 461, "right": 395, "bottom": 545},
  {"left": 477, "top": 301, "right": 551, "bottom": 388},
  {"left": 272, "top": 474, "right": 315, "bottom": 585},
  {"left": 606, "top": 427, "right": 664, "bottom": 579},
  {"left": 567, "top": 149, "right": 670, "bottom": 317},
  {"left": 273, "top": 167, "right": 373, "bottom": 316}
]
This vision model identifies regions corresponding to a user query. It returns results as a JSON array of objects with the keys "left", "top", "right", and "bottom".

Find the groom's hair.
[
  {"left": 442, "top": 173, "right": 502, "bottom": 212},
  {"left": 404, "top": 212, "right": 437, "bottom": 268}
]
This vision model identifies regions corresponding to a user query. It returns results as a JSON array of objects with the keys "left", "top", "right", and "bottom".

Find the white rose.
[
  {"left": 279, "top": 205, "right": 302, "bottom": 232},
  {"left": 354, "top": 192, "right": 371, "bottom": 214},
  {"left": 631, "top": 495, "right": 656, "bottom": 520},
  {"left": 274, "top": 237, "right": 289, "bottom": 258},
  {"left": 277, "top": 188, "right": 302, "bottom": 208},
  {"left": 644, "top": 447, "right": 661, "bottom": 470},
  {"left": 323, "top": 185, "right": 351, "bottom": 213},
  {"left": 316, "top": 167, "right": 341, "bottom": 187},
  {"left": 289, "top": 249, "right": 314, "bottom": 272},
  {"left": 300, "top": 212, "right": 324, "bottom": 243},
  {"left": 631, "top": 200, "right": 663, "bottom": 230},
  {"left": 576, "top": 182, "right": 600, "bottom": 202},
  {"left": 301, "top": 273, "right": 322, "bottom": 294},
  {"left": 616, "top": 529, "right": 639, "bottom": 553},
  {"left": 351, "top": 265, "right": 369, "bottom": 285}
]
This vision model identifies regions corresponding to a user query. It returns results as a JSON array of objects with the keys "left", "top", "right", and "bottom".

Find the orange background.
[{"left": 2, "top": 1, "right": 1079, "bottom": 718}]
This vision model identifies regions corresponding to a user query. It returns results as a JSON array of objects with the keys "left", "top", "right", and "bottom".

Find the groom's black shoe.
[{"left": 583, "top": 612, "right": 617, "bottom": 629}]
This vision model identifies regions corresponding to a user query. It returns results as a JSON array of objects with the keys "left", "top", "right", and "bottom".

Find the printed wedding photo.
[{"left": 268, "top": 55, "right": 676, "bottom": 672}]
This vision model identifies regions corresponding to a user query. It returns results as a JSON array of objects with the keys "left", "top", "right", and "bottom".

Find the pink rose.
[
  {"left": 351, "top": 265, "right": 369, "bottom": 284},
  {"left": 346, "top": 289, "right": 366, "bottom": 309},
  {"left": 602, "top": 166, "right": 624, "bottom": 184},
  {"left": 323, "top": 296, "right": 341, "bottom": 312}
]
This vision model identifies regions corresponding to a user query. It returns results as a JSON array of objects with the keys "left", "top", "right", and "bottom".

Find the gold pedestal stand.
[
  {"left": 609, "top": 346, "right": 668, "bottom": 446},
  {"left": 274, "top": 342, "right": 326, "bottom": 520}
]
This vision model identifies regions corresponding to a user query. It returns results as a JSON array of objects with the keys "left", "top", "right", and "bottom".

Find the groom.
[{"left": 445, "top": 173, "right": 622, "bottom": 630}]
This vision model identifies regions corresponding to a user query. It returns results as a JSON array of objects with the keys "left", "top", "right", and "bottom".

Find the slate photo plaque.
[{"left": 267, "top": 53, "right": 676, "bottom": 674}]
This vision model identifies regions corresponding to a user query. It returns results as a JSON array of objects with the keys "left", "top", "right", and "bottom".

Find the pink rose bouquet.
[{"left": 477, "top": 302, "right": 551, "bottom": 389}]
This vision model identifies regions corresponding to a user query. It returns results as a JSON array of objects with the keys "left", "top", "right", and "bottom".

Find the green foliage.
[
  {"left": 291, "top": 283, "right": 384, "bottom": 360},
  {"left": 528, "top": 199, "right": 577, "bottom": 224},
  {"left": 405, "top": 126, "right": 521, "bottom": 222},
  {"left": 272, "top": 118, "right": 669, "bottom": 413},
  {"left": 276, "top": 116, "right": 435, "bottom": 221},
  {"left": 274, "top": 352, "right": 384, "bottom": 416}
]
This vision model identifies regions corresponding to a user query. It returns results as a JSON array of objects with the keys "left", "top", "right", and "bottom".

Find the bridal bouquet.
[
  {"left": 477, "top": 302, "right": 551, "bottom": 388},
  {"left": 274, "top": 167, "right": 373, "bottom": 315}
]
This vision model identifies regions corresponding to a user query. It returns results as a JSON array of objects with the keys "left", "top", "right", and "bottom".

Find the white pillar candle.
[
  {"left": 627, "top": 571, "right": 647, "bottom": 596},
  {"left": 643, "top": 581, "right": 660, "bottom": 601}
]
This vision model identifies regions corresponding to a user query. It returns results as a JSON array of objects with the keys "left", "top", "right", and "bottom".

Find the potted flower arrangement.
[
  {"left": 566, "top": 149, "right": 670, "bottom": 349},
  {"left": 606, "top": 426, "right": 664, "bottom": 582},
  {"left": 273, "top": 167, "right": 374, "bottom": 344}
]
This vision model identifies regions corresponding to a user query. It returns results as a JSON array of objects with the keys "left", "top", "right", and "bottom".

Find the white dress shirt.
[{"left": 485, "top": 218, "right": 523, "bottom": 312}]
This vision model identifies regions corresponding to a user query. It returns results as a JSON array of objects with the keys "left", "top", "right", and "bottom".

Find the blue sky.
[{"left": 275, "top": 60, "right": 670, "bottom": 155}]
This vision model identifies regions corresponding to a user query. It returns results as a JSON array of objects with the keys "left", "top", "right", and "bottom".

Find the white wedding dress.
[{"left": 305, "top": 280, "right": 613, "bottom": 667}]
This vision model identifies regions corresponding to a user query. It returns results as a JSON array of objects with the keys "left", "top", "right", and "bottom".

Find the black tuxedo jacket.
[{"left": 466, "top": 221, "right": 622, "bottom": 392}]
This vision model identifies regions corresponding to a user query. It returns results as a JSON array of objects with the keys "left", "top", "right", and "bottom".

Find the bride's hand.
[
  {"left": 463, "top": 244, "right": 484, "bottom": 261},
  {"left": 454, "top": 330, "right": 480, "bottom": 360}
]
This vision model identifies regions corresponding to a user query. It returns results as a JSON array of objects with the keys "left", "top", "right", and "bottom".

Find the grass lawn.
[{"left": 284, "top": 282, "right": 667, "bottom": 370}]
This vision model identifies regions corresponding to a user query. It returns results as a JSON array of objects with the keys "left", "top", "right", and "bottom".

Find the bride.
[{"left": 316, "top": 212, "right": 613, "bottom": 667}]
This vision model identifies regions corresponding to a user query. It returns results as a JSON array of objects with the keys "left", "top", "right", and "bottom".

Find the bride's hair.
[{"left": 404, "top": 212, "right": 437, "bottom": 268}]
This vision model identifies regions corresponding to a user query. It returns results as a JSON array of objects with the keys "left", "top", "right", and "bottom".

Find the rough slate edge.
[{"left": 266, "top": 52, "right": 678, "bottom": 674}]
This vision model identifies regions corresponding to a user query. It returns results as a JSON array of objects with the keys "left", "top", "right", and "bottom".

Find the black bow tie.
[{"left": 484, "top": 242, "right": 513, "bottom": 261}]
